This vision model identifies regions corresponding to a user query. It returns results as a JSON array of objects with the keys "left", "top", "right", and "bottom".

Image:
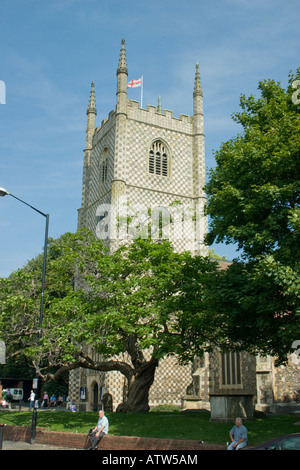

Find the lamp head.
[{"left": 0, "top": 187, "right": 9, "bottom": 197}]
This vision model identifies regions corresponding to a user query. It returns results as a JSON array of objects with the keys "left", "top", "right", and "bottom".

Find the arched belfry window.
[{"left": 149, "top": 140, "right": 169, "bottom": 177}]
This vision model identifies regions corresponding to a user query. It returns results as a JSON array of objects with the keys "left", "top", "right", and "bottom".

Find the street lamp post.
[
  {"left": 0, "top": 187, "right": 49, "bottom": 332},
  {"left": 0, "top": 187, "right": 49, "bottom": 444}
]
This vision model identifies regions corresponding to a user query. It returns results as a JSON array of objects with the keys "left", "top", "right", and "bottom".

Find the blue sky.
[{"left": 0, "top": 0, "right": 299, "bottom": 277}]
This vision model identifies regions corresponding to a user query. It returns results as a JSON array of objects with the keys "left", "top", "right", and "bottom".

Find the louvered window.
[
  {"left": 221, "top": 352, "right": 241, "bottom": 387},
  {"left": 149, "top": 141, "right": 169, "bottom": 177}
]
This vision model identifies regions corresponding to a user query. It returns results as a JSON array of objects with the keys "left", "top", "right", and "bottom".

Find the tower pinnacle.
[
  {"left": 87, "top": 81, "right": 97, "bottom": 116},
  {"left": 193, "top": 63, "right": 203, "bottom": 97},
  {"left": 157, "top": 96, "right": 162, "bottom": 113},
  {"left": 117, "top": 38, "right": 128, "bottom": 76},
  {"left": 116, "top": 39, "right": 128, "bottom": 114},
  {"left": 86, "top": 81, "right": 97, "bottom": 150}
]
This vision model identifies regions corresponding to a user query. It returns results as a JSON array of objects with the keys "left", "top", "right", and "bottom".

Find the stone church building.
[{"left": 68, "top": 40, "right": 299, "bottom": 417}]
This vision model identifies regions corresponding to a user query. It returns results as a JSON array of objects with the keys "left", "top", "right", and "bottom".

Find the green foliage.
[
  {"left": 0, "top": 231, "right": 85, "bottom": 368},
  {"left": 205, "top": 69, "right": 300, "bottom": 362},
  {"left": 0, "top": 228, "right": 221, "bottom": 390},
  {"left": 205, "top": 69, "right": 300, "bottom": 260}
]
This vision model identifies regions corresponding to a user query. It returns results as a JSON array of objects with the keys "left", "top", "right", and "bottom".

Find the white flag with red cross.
[
  {"left": 127, "top": 77, "right": 142, "bottom": 88},
  {"left": 127, "top": 76, "right": 143, "bottom": 107}
]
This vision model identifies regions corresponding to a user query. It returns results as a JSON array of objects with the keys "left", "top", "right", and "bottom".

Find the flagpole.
[{"left": 141, "top": 75, "right": 143, "bottom": 108}]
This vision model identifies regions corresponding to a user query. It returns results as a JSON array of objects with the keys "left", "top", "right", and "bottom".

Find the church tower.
[
  {"left": 78, "top": 39, "right": 208, "bottom": 257},
  {"left": 70, "top": 42, "right": 300, "bottom": 413},
  {"left": 72, "top": 40, "right": 208, "bottom": 411}
]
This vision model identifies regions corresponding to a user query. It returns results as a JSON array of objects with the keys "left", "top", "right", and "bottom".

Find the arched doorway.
[
  {"left": 102, "top": 392, "right": 113, "bottom": 412},
  {"left": 92, "top": 383, "right": 98, "bottom": 412}
]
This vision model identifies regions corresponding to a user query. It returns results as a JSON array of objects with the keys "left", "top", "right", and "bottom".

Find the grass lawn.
[{"left": 0, "top": 409, "right": 299, "bottom": 446}]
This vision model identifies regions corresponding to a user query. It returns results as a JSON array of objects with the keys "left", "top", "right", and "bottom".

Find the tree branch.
[{"left": 35, "top": 352, "right": 135, "bottom": 384}]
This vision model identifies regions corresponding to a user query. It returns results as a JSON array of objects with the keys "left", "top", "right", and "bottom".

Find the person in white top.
[
  {"left": 88, "top": 410, "right": 109, "bottom": 450},
  {"left": 28, "top": 390, "right": 35, "bottom": 410}
]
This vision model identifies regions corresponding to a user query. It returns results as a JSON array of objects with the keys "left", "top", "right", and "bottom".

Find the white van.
[{"left": 7, "top": 388, "right": 24, "bottom": 401}]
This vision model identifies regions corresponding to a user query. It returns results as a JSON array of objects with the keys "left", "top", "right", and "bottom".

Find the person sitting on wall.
[
  {"left": 87, "top": 410, "right": 109, "bottom": 450},
  {"left": 50, "top": 394, "right": 56, "bottom": 407},
  {"left": 227, "top": 417, "right": 248, "bottom": 450},
  {"left": 57, "top": 395, "right": 63, "bottom": 407}
]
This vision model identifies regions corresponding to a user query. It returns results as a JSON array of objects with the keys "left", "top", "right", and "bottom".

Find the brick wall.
[{"left": 2, "top": 425, "right": 223, "bottom": 450}]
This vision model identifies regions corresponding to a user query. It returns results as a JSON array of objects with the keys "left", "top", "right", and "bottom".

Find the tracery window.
[{"left": 149, "top": 140, "right": 169, "bottom": 177}]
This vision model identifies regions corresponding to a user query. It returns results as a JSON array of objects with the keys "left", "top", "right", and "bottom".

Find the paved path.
[{"left": 2, "top": 440, "right": 78, "bottom": 450}]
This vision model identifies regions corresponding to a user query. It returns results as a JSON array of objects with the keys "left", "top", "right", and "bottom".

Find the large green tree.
[
  {"left": 0, "top": 231, "right": 81, "bottom": 376},
  {"left": 0, "top": 229, "right": 221, "bottom": 411},
  {"left": 205, "top": 69, "right": 300, "bottom": 363}
]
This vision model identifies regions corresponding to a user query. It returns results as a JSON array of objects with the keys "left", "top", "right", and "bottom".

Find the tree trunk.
[{"left": 116, "top": 358, "right": 158, "bottom": 412}]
